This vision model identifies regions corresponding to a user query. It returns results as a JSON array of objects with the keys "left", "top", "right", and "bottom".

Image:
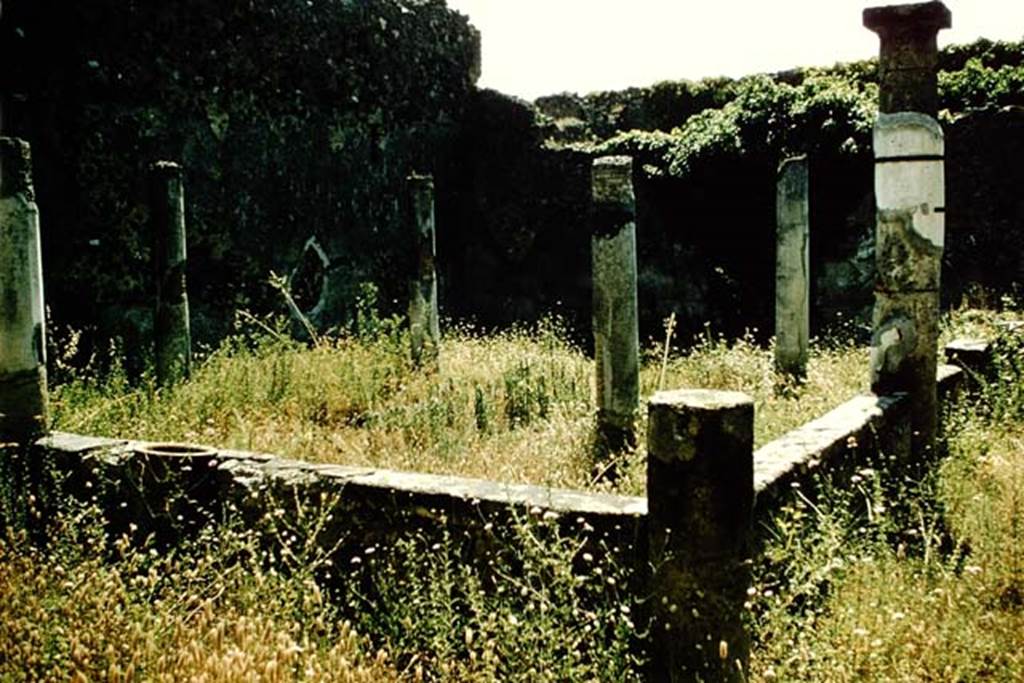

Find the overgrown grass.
[
  {"left": 4, "top": 308, "right": 1024, "bottom": 680},
  {"left": 0, "top": 496, "right": 397, "bottom": 682},
  {"left": 749, "top": 323, "right": 1024, "bottom": 681},
  {"left": 335, "top": 513, "right": 643, "bottom": 681},
  {"left": 647, "top": 327, "right": 866, "bottom": 445},
  {"left": 49, "top": 313, "right": 866, "bottom": 496},
  {"left": 0, "top": 452, "right": 644, "bottom": 681}
]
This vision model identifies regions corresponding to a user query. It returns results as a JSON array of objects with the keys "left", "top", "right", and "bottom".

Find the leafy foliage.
[{"left": 594, "top": 73, "right": 877, "bottom": 182}]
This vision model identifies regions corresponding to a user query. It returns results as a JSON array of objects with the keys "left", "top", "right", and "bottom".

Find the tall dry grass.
[{"left": 50, "top": 313, "right": 866, "bottom": 497}]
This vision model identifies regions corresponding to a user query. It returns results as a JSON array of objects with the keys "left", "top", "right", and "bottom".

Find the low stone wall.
[
  {"left": 28, "top": 431, "right": 647, "bottom": 573},
  {"left": 20, "top": 350, "right": 979, "bottom": 568},
  {"left": 754, "top": 393, "right": 910, "bottom": 516}
]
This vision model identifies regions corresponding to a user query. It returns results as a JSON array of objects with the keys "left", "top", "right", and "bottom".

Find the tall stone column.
[
  {"left": 863, "top": 2, "right": 951, "bottom": 117},
  {"left": 407, "top": 173, "right": 439, "bottom": 368},
  {"left": 591, "top": 156, "right": 639, "bottom": 450},
  {"left": 774, "top": 155, "right": 809, "bottom": 380},
  {"left": 150, "top": 161, "right": 192, "bottom": 386},
  {"left": 0, "top": 138, "right": 48, "bottom": 441},
  {"left": 870, "top": 114, "right": 944, "bottom": 455},
  {"left": 864, "top": 2, "right": 950, "bottom": 456},
  {"left": 647, "top": 389, "right": 754, "bottom": 683},
  {"left": 0, "top": 2, "right": 4, "bottom": 135}
]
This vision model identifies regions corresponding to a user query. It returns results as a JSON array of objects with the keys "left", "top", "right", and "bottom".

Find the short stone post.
[
  {"left": 592, "top": 156, "right": 639, "bottom": 449},
  {"left": 865, "top": 2, "right": 950, "bottom": 457},
  {"left": 150, "top": 161, "right": 192, "bottom": 386},
  {"left": 863, "top": 2, "right": 951, "bottom": 117},
  {"left": 0, "top": 138, "right": 49, "bottom": 441},
  {"left": 407, "top": 173, "right": 440, "bottom": 368},
  {"left": 647, "top": 389, "right": 754, "bottom": 682},
  {"left": 774, "top": 155, "right": 809, "bottom": 380}
]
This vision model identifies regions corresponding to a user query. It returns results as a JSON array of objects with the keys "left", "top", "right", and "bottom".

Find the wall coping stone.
[{"left": 37, "top": 431, "right": 648, "bottom": 518}]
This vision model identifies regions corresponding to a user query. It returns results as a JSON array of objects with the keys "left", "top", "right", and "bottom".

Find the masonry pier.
[
  {"left": 646, "top": 389, "right": 754, "bottom": 682},
  {"left": 774, "top": 155, "right": 810, "bottom": 380},
  {"left": 591, "top": 156, "right": 640, "bottom": 450},
  {"left": 408, "top": 173, "right": 440, "bottom": 368},
  {"left": 0, "top": 138, "right": 49, "bottom": 441},
  {"left": 865, "top": 1, "right": 950, "bottom": 456},
  {"left": 150, "top": 161, "right": 192, "bottom": 386}
]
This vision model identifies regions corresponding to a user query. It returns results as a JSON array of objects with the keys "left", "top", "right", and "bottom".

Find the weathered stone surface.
[
  {"left": 944, "top": 325, "right": 1024, "bottom": 392},
  {"left": 863, "top": 1, "right": 952, "bottom": 32},
  {"left": 408, "top": 173, "right": 439, "bottom": 368},
  {"left": 864, "top": 2, "right": 952, "bottom": 115},
  {"left": 755, "top": 357, "right": 967, "bottom": 518},
  {"left": 150, "top": 161, "right": 191, "bottom": 385},
  {"left": 591, "top": 155, "right": 636, "bottom": 238},
  {"left": 0, "top": 135, "right": 32, "bottom": 200},
  {"left": 647, "top": 389, "right": 753, "bottom": 465},
  {"left": 34, "top": 432, "right": 647, "bottom": 577},
  {"left": 37, "top": 431, "right": 127, "bottom": 454},
  {"left": 646, "top": 389, "right": 753, "bottom": 682},
  {"left": 870, "top": 112, "right": 944, "bottom": 457},
  {"left": 0, "top": 137, "right": 47, "bottom": 441},
  {"left": 873, "top": 113, "right": 944, "bottom": 249},
  {"left": 871, "top": 290, "right": 939, "bottom": 451},
  {"left": 944, "top": 337, "right": 990, "bottom": 371},
  {"left": 875, "top": 208, "right": 943, "bottom": 291},
  {"left": 936, "top": 362, "right": 965, "bottom": 407},
  {"left": 753, "top": 393, "right": 911, "bottom": 515},
  {"left": 592, "top": 156, "right": 639, "bottom": 445},
  {"left": 775, "top": 156, "right": 809, "bottom": 378}
]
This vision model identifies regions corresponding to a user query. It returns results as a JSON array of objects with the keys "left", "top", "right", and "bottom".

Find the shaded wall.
[
  {"left": 2, "top": 6, "right": 1022, "bottom": 355},
  {"left": 1, "top": 0, "right": 480, "bottom": 351}
]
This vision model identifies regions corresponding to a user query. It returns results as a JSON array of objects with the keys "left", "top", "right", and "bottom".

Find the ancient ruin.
[
  {"left": 150, "top": 160, "right": 193, "bottom": 386},
  {"left": 408, "top": 173, "right": 441, "bottom": 368},
  {"left": 0, "top": 138, "right": 48, "bottom": 441},
  {"left": 775, "top": 155, "right": 810, "bottom": 379},
  {"left": 865, "top": 0, "right": 950, "bottom": 456},
  {"left": 5, "top": 0, "right": 1024, "bottom": 680},
  {"left": 591, "top": 155, "right": 640, "bottom": 449}
]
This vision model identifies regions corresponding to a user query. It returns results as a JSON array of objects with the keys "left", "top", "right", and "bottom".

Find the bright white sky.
[{"left": 445, "top": 0, "right": 1024, "bottom": 100}]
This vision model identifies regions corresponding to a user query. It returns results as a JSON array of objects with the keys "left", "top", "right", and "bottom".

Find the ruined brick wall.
[
  {"left": 2, "top": 4, "right": 1021, "bottom": 353},
  {"left": 944, "top": 106, "right": 1024, "bottom": 307},
  {"left": 437, "top": 89, "right": 593, "bottom": 331},
  {"left": 1, "top": 0, "right": 480, "bottom": 351},
  {"left": 461, "top": 40, "right": 1024, "bottom": 343}
]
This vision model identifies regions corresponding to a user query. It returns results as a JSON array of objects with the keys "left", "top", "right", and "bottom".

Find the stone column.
[
  {"left": 592, "top": 156, "right": 639, "bottom": 449},
  {"left": 0, "top": 138, "right": 48, "bottom": 440},
  {"left": 864, "top": 3, "right": 950, "bottom": 456},
  {"left": 869, "top": 114, "right": 944, "bottom": 455},
  {"left": 863, "top": 2, "right": 951, "bottom": 117},
  {"left": 0, "top": 2, "right": 5, "bottom": 134},
  {"left": 407, "top": 173, "right": 439, "bottom": 368},
  {"left": 150, "top": 161, "right": 192, "bottom": 386},
  {"left": 774, "top": 155, "right": 809, "bottom": 380},
  {"left": 647, "top": 389, "right": 754, "bottom": 683}
]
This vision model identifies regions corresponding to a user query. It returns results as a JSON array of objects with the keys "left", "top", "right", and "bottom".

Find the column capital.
[
  {"left": 863, "top": 2, "right": 951, "bottom": 115},
  {"left": 863, "top": 2, "right": 951, "bottom": 37}
]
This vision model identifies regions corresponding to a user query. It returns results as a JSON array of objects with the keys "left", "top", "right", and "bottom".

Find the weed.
[
  {"left": 8, "top": 307, "right": 1024, "bottom": 680},
  {"left": 0, "top": 479, "right": 396, "bottom": 681},
  {"left": 50, "top": 315, "right": 866, "bottom": 497},
  {"left": 748, "top": 307, "right": 1024, "bottom": 682}
]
